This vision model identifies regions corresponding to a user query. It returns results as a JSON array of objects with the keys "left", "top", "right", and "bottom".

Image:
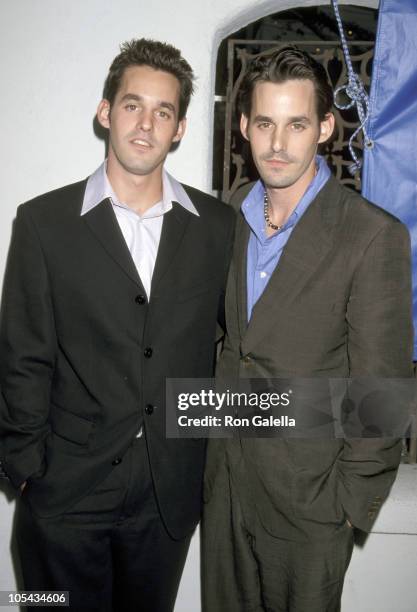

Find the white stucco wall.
[
  {"left": 0, "top": 0, "right": 378, "bottom": 275},
  {"left": 2, "top": 1, "right": 416, "bottom": 611}
]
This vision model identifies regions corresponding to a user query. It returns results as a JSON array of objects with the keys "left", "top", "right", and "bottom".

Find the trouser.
[
  {"left": 202, "top": 451, "right": 354, "bottom": 612},
  {"left": 15, "top": 436, "right": 191, "bottom": 612}
]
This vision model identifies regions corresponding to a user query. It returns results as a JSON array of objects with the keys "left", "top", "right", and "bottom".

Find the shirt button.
[
  {"left": 135, "top": 295, "right": 146, "bottom": 305},
  {"left": 112, "top": 457, "right": 122, "bottom": 466},
  {"left": 145, "top": 404, "right": 154, "bottom": 415},
  {"left": 144, "top": 347, "right": 153, "bottom": 358},
  {"left": 260, "top": 271, "right": 267, "bottom": 279}
]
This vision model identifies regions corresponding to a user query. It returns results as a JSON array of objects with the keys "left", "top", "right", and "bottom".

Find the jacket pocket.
[
  {"left": 175, "top": 277, "right": 218, "bottom": 303},
  {"left": 50, "top": 403, "right": 94, "bottom": 446},
  {"left": 287, "top": 439, "right": 345, "bottom": 525}
]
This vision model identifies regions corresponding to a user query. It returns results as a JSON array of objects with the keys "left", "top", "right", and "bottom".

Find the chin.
[
  {"left": 124, "top": 163, "right": 157, "bottom": 176},
  {"left": 263, "top": 174, "right": 295, "bottom": 189}
]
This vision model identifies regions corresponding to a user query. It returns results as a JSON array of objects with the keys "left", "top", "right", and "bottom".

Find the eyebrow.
[
  {"left": 120, "top": 93, "right": 176, "bottom": 114},
  {"left": 252, "top": 114, "right": 312, "bottom": 124},
  {"left": 288, "top": 115, "right": 311, "bottom": 124},
  {"left": 253, "top": 115, "right": 274, "bottom": 123}
]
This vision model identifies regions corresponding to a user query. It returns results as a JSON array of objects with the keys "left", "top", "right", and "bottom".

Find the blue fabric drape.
[{"left": 361, "top": 0, "right": 417, "bottom": 357}]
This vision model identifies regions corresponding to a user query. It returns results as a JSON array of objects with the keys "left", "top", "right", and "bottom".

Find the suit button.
[
  {"left": 135, "top": 295, "right": 146, "bottom": 305},
  {"left": 368, "top": 511, "right": 376, "bottom": 519},
  {"left": 242, "top": 355, "right": 252, "bottom": 365},
  {"left": 145, "top": 404, "right": 154, "bottom": 415},
  {"left": 112, "top": 457, "right": 122, "bottom": 466},
  {"left": 144, "top": 347, "right": 153, "bottom": 358}
]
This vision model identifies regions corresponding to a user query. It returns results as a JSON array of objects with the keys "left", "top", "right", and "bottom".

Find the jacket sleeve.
[
  {"left": 0, "top": 204, "right": 56, "bottom": 487},
  {"left": 338, "top": 218, "right": 413, "bottom": 531}
]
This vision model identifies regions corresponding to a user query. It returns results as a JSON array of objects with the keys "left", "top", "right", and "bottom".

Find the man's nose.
[
  {"left": 136, "top": 109, "right": 153, "bottom": 132},
  {"left": 271, "top": 126, "right": 287, "bottom": 153}
]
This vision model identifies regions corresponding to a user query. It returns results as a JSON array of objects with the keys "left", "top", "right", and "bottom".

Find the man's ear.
[
  {"left": 240, "top": 114, "right": 250, "bottom": 141},
  {"left": 318, "top": 112, "right": 335, "bottom": 144},
  {"left": 97, "top": 99, "right": 111, "bottom": 129},
  {"left": 172, "top": 117, "right": 187, "bottom": 143}
]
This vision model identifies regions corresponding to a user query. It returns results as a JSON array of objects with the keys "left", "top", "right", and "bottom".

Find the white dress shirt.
[{"left": 81, "top": 162, "right": 199, "bottom": 298}]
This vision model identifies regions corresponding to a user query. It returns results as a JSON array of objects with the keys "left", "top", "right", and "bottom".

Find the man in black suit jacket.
[{"left": 0, "top": 38, "right": 234, "bottom": 611}]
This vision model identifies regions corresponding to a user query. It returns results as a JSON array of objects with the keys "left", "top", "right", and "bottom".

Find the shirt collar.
[
  {"left": 241, "top": 155, "right": 330, "bottom": 241},
  {"left": 81, "top": 161, "right": 199, "bottom": 217}
]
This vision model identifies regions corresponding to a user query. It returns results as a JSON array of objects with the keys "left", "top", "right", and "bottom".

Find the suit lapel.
[
  {"left": 150, "top": 201, "right": 191, "bottom": 295},
  {"left": 240, "top": 176, "right": 343, "bottom": 354},
  {"left": 83, "top": 198, "right": 144, "bottom": 289},
  {"left": 235, "top": 212, "right": 250, "bottom": 337}
]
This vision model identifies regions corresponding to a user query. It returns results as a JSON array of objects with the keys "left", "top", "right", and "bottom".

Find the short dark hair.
[
  {"left": 103, "top": 38, "right": 195, "bottom": 121},
  {"left": 238, "top": 45, "right": 333, "bottom": 122}
]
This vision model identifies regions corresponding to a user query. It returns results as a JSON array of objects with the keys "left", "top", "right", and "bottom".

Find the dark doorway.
[{"left": 213, "top": 5, "right": 378, "bottom": 203}]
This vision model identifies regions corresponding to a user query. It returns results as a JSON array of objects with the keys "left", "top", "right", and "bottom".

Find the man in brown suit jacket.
[{"left": 202, "top": 46, "right": 413, "bottom": 612}]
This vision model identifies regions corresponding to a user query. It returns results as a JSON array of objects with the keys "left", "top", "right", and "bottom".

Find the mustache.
[{"left": 260, "top": 151, "right": 295, "bottom": 163}]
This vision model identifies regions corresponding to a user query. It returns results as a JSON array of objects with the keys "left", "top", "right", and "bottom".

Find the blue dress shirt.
[{"left": 242, "top": 156, "right": 331, "bottom": 321}]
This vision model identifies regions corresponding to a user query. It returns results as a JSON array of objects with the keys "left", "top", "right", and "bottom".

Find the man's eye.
[
  {"left": 291, "top": 123, "right": 305, "bottom": 131},
  {"left": 258, "top": 122, "right": 271, "bottom": 129},
  {"left": 125, "top": 104, "right": 137, "bottom": 111},
  {"left": 157, "top": 110, "right": 171, "bottom": 119}
]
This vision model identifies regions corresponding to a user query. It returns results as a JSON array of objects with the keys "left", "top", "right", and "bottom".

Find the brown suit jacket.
[{"left": 206, "top": 175, "right": 413, "bottom": 535}]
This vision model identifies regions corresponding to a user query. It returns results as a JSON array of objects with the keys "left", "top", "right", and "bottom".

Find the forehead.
[
  {"left": 116, "top": 65, "right": 180, "bottom": 107},
  {"left": 251, "top": 79, "right": 318, "bottom": 119}
]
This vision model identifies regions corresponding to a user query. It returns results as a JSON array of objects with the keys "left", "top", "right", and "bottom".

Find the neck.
[{"left": 106, "top": 159, "right": 163, "bottom": 216}]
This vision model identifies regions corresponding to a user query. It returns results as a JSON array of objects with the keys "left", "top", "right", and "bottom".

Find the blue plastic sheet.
[{"left": 361, "top": 0, "right": 417, "bottom": 357}]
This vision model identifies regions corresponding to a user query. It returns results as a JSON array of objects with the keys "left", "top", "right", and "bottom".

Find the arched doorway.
[{"left": 212, "top": 4, "right": 378, "bottom": 203}]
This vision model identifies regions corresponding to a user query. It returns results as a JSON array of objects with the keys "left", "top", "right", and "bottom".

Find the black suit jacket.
[{"left": 0, "top": 177, "right": 235, "bottom": 539}]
